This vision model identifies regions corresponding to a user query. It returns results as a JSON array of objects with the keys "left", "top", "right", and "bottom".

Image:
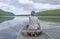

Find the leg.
[{"left": 27, "top": 32, "right": 31, "bottom": 36}]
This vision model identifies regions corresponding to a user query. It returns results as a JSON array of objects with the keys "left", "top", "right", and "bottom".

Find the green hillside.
[
  {"left": 38, "top": 17, "right": 60, "bottom": 22},
  {"left": 36, "top": 9, "right": 60, "bottom": 22},
  {"left": 0, "top": 9, "right": 14, "bottom": 23},
  {"left": 0, "top": 9, "right": 14, "bottom": 16},
  {"left": 0, "top": 17, "right": 14, "bottom": 23},
  {"left": 36, "top": 9, "right": 60, "bottom": 16}
]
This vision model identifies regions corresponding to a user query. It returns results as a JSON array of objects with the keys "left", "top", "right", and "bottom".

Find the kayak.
[{"left": 17, "top": 27, "right": 53, "bottom": 39}]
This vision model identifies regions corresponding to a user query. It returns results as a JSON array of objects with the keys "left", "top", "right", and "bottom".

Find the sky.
[{"left": 0, "top": 0, "right": 60, "bottom": 15}]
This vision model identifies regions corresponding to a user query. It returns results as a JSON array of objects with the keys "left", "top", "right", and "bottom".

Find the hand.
[
  {"left": 38, "top": 23, "right": 41, "bottom": 29},
  {"left": 26, "top": 24, "right": 29, "bottom": 28}
]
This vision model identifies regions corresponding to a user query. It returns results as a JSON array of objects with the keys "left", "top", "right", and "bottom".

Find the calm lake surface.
[{"left": 0, "top": 16, "right": 60, "bottom": 39}]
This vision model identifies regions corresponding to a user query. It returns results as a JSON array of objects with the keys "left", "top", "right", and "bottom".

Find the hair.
[{"left": 31, "top": 11, "right": 36, "bottom": 16}]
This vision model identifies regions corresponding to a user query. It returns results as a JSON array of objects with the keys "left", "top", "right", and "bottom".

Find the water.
[{"left": 0, "top": 16, "right": 60, "bottom": 39}]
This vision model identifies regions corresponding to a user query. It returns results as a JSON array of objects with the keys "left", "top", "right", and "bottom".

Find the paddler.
[
  {"left": 27, "top": 11, "right": 41, "bottom": 29},
  {"left": 26, "top": 11, "right": 41, "bottom": 37}
]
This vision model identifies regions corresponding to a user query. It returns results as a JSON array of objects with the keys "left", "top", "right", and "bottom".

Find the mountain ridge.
[{"left": 0, "top": 9, "right": 14, "bottom": 16}]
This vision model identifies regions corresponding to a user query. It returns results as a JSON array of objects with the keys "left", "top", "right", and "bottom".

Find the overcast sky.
[{"left": 0, "top": 0, "right": 60, "bottom": 15}]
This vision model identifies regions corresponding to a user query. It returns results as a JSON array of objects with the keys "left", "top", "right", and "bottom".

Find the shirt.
[{"left": 28, "top": 16, "right": 40, "bottom": 29}]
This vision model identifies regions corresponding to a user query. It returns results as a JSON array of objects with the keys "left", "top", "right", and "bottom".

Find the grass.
[
  {"left": 38, "top": 17, "right": 60, "bottom": 22},
  {"left": 36, "top": 9, "right": 60, "bottom": 16},
  {"left": 36, "top": 9, "right": 60, "bottom": 22},
  {"left": 0, "top": 9, "right": 14, "bottom": 23},
  {"left": 0, "top": 9, "right": 14, "bottom": 16},
  {"left": 0, "top": 17, "right": 14, "bottom": 23}
]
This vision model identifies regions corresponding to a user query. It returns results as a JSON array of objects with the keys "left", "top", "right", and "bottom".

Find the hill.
[
  {"left": 0, "top": 9, "right": 14, "bottom": 16},
  {"left": 0, "top": 9, "right": 14, "bottom": 22},
  {"left": 36, "top": 9, "right": 60, "bottom": 16}
]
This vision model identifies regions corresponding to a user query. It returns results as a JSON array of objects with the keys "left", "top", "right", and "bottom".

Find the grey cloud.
[
  {"left": 0, "top": 0, "right": 34, "bottom": 11},
  {"left": 0, "top": 0, "right": 60, "bottom": 12},
  {"left": 30, "top": 0, "right": 60, "bottom": 5},
  {"left": 0, "top": 0, "right": 15, "bottom": 4},
  {"left": 0, "top": 0, "right": 22, "bottom": 8},
  {"left": 21, "top": 4, "right": 34, "bottom": 11}
]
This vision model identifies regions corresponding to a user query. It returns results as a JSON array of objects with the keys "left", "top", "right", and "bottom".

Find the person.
[
  {"left": 26, "top": 11, "right": 41, "bottom": 29},
  {"left": 26, "top": 11, "right": 41, "bottom": 37}
]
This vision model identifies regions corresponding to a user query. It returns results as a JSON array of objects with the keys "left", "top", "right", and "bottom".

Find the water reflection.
[
  {"left": 0, "top": 16, "right": 29, "bottom": 39},
  {"left": 0, "top": 16, "right": 60, "bottom": 30},
  {"left": 0, "top": 16, "right": 60, "bottom": 39},
  {"left": 0, "top": 17, "right": 14, "bottom": 23},
  {"left": 0, "top": 16, "right": 29, "bottom": 30},
  {"left": 40, "top": 21, "right": 60, "bottom": 29}
]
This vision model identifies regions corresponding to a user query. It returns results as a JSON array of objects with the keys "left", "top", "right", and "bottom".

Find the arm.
[
  {"left": 37, "top": 19, "right": 41, "bottom": 29},
  {"left": 38, "top": 22, "right": 40, "bottom": 27},
  {"left": 26, "top": 24, "right": 29, "bottom": 28},
  {"left": 26, "top": 16, "right": 30, "bottom": 28}
]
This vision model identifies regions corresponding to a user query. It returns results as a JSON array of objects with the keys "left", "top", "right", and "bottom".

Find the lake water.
[{"left": 0, "top": 16, "right": 60, "bottom": 39}]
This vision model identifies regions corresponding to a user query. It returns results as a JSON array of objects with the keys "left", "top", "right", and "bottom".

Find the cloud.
[
  {"left": 30, "top": 0, "right": 60, "bottom": 5},
  {"left": 18, "top": 0, "right": 60, "bottom": 11},
  {"left": 34, "top": 3, "right": 60, "bottom": 10},
  {"left": 18, "top": 0, "right": 33, "bottom": 4},
  {"left": 0, "top": 0, "right": 60, "bottom": 15},
  {"left": 0, "top": 2, "right": 25, "bottom": 15}
]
